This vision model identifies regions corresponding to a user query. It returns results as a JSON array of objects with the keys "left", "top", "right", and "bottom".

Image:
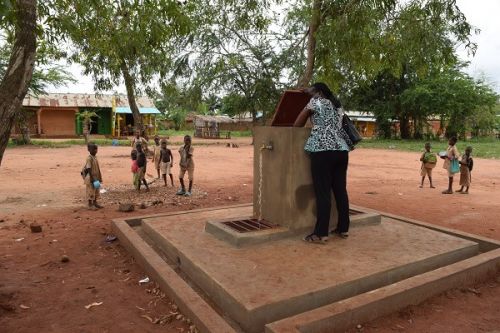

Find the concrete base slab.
[
  {"left": 139, "top": 205, "right": 478, "bottom": 333},
  {"left": 112, "top": 204, "right": 500, "bottom": 333}
]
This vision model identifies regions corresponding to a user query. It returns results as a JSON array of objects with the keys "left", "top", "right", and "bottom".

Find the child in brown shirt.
[{"left": 82, "top": 143, "right": 103, "bottom": 210}]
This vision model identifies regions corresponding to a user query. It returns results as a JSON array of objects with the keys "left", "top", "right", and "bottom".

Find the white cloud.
[{"left": 456, "top": 0, "right": 500, "bottom": 91}]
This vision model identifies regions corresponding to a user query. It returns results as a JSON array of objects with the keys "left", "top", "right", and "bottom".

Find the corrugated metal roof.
[
  {"left": 22, "top": 93, "right": 155, "bottom": 108},
  {"left": 116, "top": 107, "right": 160, "bottom": 114},
  {"left": 194, "top": 115, "right": 235, "bottom": 124},
  {"left": 346, "top": 110, "right": 376, "bottom": 122}
]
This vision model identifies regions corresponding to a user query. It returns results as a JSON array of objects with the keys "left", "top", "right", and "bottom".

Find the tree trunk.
[
  {"left": 297, "top": 0, "right": 322, "bottom": 88},
  {"left": 121, "top": 61, "right": 143, "bottom": 133},
  {"left": 19, "top": 123, "right": 31, "bottom": 144},
  {"left": 15, "top": 109, "right": 32, "bottom": 144},
  {"left": 400, "top": 116, "right": 411, "bottom": 139},
  {"left": 0, "top": 0, "right": 37, "bottom": 166},
  {"left": 83, "top": 118, "right": 90, "bottom": 144}
]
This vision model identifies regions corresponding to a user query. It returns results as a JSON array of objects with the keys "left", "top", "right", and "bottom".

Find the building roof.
[
  {"left": 194, "top": 115, "right": 235, "bottom": 124},
  {"left": 345, "top": 110, "right": 376, "bottom": 122},
  {"left": 116, "top": 107, "right": 160, "bottom": 114},
  {"left": 22, "top": 93, "right": 155, "bottom": 108}
]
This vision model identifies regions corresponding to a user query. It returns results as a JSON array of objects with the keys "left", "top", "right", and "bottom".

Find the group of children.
[
  {"left": 82, "top": 134, "right": 196, "bottom": 210},
  {"left": 83, "top": 133, "right": 476, "bottom": 210},
  {"left": 131, "top": 134, "right": 195, "bottom": 196},
  {"left": 419, "top": 137, "right": 473, "bottom": 194}
]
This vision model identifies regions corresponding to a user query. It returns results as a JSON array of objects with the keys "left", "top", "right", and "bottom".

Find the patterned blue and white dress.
[{"left": 304, "top": 96, "right": 352, "bottom": 153}]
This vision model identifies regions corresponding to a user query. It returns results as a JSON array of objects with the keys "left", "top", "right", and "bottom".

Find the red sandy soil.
[{"left": 0, "top": 139, "right": 499, "bottom": 333}]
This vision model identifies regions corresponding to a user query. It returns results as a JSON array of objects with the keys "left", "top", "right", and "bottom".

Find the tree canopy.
[
  {"left": 1, "top": 0, "right": 497, "bottom": 162},
  {"left": 42, "top": 0, "right": 192, "bottom": 131}
]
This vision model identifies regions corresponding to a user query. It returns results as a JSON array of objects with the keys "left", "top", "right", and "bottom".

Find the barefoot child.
[
  {"left": 82, "top": 143, "right": 103, "bottom": 210},
  {"left": 159, "top": 139, "right": 174, "bottom": 187},
  {"left": 131, "top": 130, "right": 148, "bottom": 153},
  {"left": 131, "top": 150, "right": 139, "bottom": 188},
  {"left": 177, "top": 135, "right": 194, "bottom": 196},
  {"left": 135, "top": 143, "right": 149, "bottom": 192},
  {"left": 457, "top": 146, "right": 473, "bottom": 194},
  {"left": 419, "top": 142, "right": 436, "bottom": 188},
  {"left": 152, "top": 136, "right": 161, "bottom": 178},
  {"left": 441, "top": 136, "right": 460, "bottom": 194}
]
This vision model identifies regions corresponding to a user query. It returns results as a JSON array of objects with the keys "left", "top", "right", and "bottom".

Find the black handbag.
[{"left": 342, "top": 114, "right": 362, "bottom": 145}]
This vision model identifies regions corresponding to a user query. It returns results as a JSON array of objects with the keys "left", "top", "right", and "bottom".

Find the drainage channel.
[
  {"left": 222, "top": 219, "right": 275, "bottom": 233},
  {"left": 222, "top": 210, "right": 363, "bottom": 233}
]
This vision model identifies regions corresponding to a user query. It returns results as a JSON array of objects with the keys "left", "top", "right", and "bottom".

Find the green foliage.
[
  {"left": 158, "top": 129, "right": 251, "bottom": 137},
  {"left": 169, "top": 108, "right": 189, "bottom": 131},
  {"left": 155, "top": 82, "right": 203, "bottom": 130},
  {"left": 401, "top": 68, "right": 498, "bottom": 138},
  {"left": 76, "top": 110, "right": 99, "bottom": 122},
  {"left": 350, "top": 65, "right": 498, "bottom": 139},
  {"left": 305, "top": 0, "right": 477, "bottom": 91},
  {"left": 43, "top": 0, "right": 190, "bottom": 91},
  {"left": 220, "top": 93, "right": 250, "bottom": 117},
  {"left": 0, "top": 36, "right": 75, "bottom": 96},
  {"left": 169, "top": 0, "right": 287, "bottom": 122}
]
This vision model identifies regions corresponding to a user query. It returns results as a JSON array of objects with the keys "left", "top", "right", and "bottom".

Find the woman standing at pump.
[{"left": 294, "top": 82, "right": 353, "bottom": 244}]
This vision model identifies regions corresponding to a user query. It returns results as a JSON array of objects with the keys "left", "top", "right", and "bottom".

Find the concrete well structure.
[
  {"left": 206, "top": 90, "right": 379, "bottom": 245},
  {"left": 252, "top": 126, "right": 338, "bottom": 230}
]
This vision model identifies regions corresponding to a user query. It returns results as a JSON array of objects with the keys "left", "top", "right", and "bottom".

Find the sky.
[{"left": 49, "top": 0, "right": 500, "bottom": 95}]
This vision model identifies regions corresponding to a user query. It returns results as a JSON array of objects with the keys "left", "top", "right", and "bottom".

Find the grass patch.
[
  {"left": 158, "top": 129, "right": 253, "bottom": 138},
  {"left": 7, "top": 132, "right": 248, "bottom": 149},
  {"left": 358, "top": 138, "right": 500, "bottom": 159},
  {"left": 31, "top": 139, "right": 131, "bottom": 148},
  {"left": 158, "top": 129, "right": 194, "bottom": 137}
]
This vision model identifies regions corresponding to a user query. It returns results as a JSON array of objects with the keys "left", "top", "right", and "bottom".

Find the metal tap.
[{"left": 260, "top": 141, "right": 273, "bottom": 151}]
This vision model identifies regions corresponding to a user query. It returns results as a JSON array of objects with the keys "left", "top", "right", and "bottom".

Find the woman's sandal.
[
  {"left": 330, "top": 228, "right": 349, "bottom": 239},
  {"left": 303, "top": 233, "right": 328, "bottom": 244},
  {"left": 441, "top": 190, "right": 453, "bottom": 194}
]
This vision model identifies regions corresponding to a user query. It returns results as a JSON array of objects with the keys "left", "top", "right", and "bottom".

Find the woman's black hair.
[{"left": 311, "top": 82, "right": 342, "bottom": 109}]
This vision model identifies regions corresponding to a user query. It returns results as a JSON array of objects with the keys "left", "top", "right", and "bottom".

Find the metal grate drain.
[
  {"left": 222, "top": 211, "right": 362, "bottom": 233},
  {"left": 222, "top": 219, "right": 276, "bottom": 233}
]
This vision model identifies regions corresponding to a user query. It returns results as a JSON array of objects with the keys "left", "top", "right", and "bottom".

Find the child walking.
[
  {"left": 82, "top": 143, "right": 103, "bottom": 210},
  {"left": 441, "top": 136, "right": 460, "bottom": 194},
  {"left": 159, "top": 139, "right": 174, "bottom": 187},
  {"left": 152, "top": 136, "right": 161, "bottom": 178},
  {"left": 177, "top": 135, "right": 194, "bottom": 196},
  {"left": 135, "top": 143, "right": 149, "bottom": 192},
  {"left": 457, "top": 146, "right": 473, "bottom": 194},
  {"left": 131, "top": 150, "right": 139, "bottom": 189},
  {"left": 419, "top": 142, "right": 436, "bottom": 188}
]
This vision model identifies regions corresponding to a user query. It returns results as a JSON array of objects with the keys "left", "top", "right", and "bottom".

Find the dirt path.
[{"left": 1, "top": 141, "right": 499, "bottom": 332}]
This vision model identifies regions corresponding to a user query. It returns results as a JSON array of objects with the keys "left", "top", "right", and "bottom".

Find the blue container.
[
  {"left": 112, "top": 139, "right": 119, "bottom": 146},
  {"left": 93, "top": 180, "right": 101, "bottom": 189}
]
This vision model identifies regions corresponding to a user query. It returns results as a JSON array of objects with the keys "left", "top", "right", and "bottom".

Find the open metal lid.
[{"left": 270, "top": 90, "right": 311, "bottom": 126}]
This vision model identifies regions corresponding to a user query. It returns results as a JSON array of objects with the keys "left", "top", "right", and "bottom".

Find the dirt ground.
[{"left": 1, "top": 138, "right": 499, "bottom": 332}]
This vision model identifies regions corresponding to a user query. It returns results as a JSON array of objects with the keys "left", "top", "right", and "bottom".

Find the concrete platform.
[{"left": 133, "top": 204, "right": 481, "bottom": 333}]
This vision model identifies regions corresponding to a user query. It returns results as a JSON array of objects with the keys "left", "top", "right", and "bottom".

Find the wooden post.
[
  {"left": 37, "top": 108, "right": 42, "bottom": 135},
  {"left": 111, "top": 96, "right": 116, "bottom": 137}
]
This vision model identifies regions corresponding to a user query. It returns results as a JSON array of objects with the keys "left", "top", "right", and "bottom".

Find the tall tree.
[
  {"left": 292, "top": 0, "right": 476, "bottom": 89},
  {"left": 169, "top": 0, "right": 289, "bottom": 122},
  {"left": 45, "top": 0, "right": 191, "bottom": 132},
  {"left": 0, "top": 0, "right": 37, "bottom": 166}
]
